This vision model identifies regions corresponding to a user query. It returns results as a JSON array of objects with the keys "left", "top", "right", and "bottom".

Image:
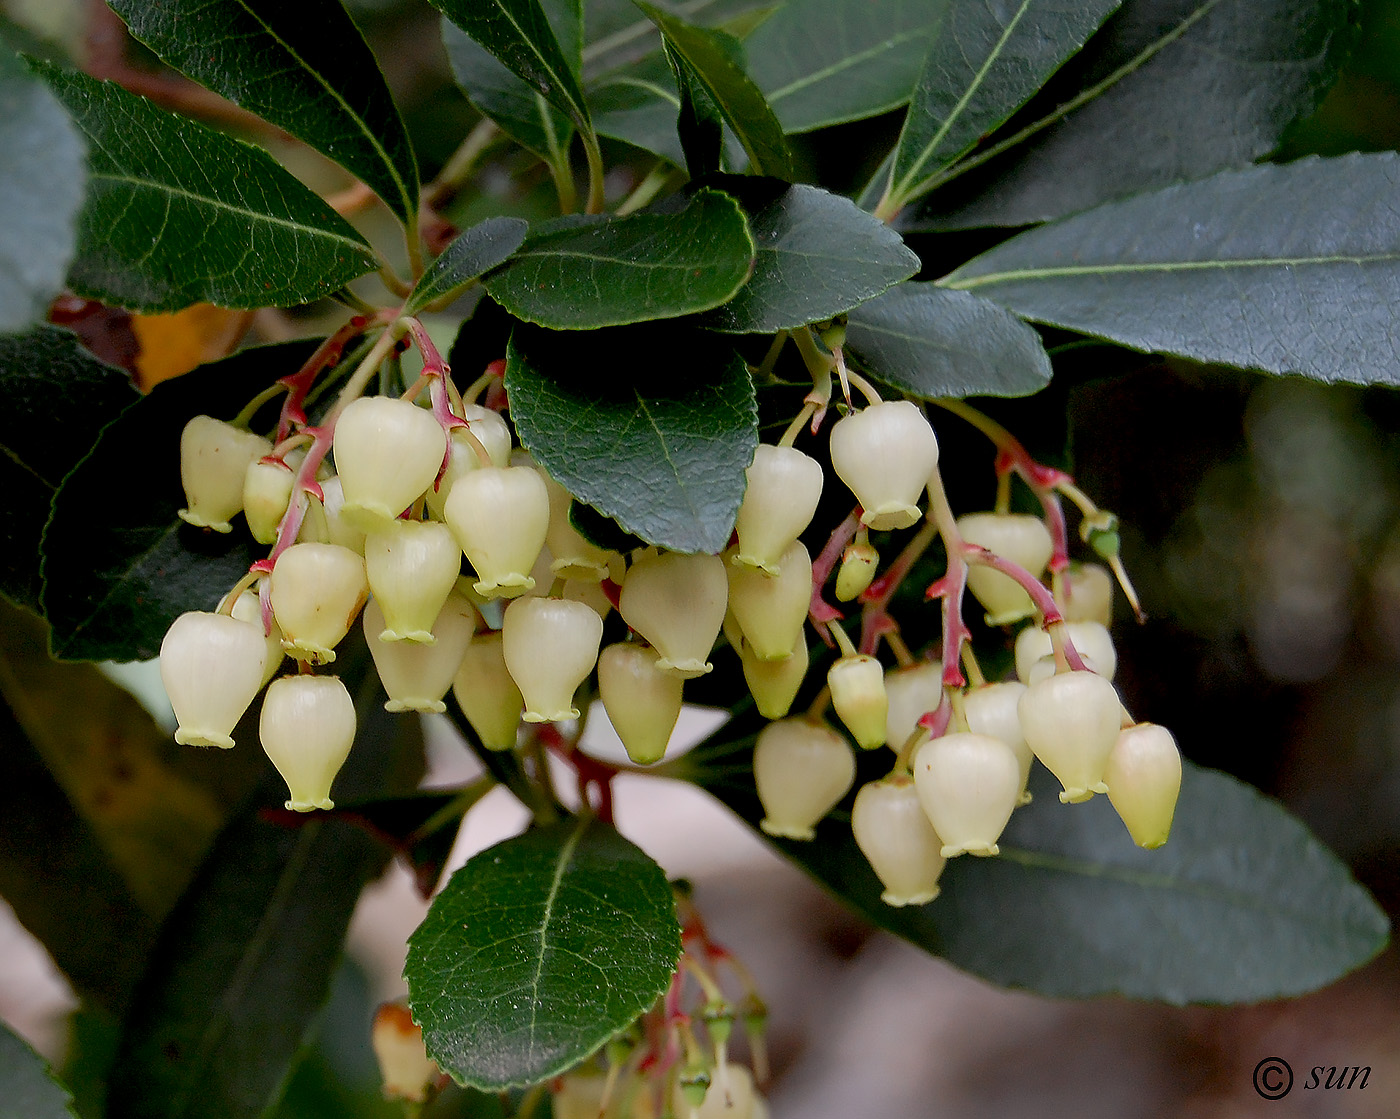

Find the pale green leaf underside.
[
  {"left": 0, "top": 1022, "right": 78, "bottom": 1118},
  {"left": 406, "top": 216, "right": 529, "bottom": 314}
]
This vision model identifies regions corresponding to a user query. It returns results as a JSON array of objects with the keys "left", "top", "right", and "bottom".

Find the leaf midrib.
[
  {"left": 945, "top": 252, "right": 1400, "bottom": 291},
  {"left": 525, "top": 817, "right": 588, "bottom": 1064},
  {"left": 480, "top": 0, "right": 590, "bottom": 129},
  {"left": 765, "top": 24, "right": 935, "bottom": 105}
]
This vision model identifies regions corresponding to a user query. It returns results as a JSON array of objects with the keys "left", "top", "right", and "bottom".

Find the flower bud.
[
  {"left": 1105, "top": 723, "right": 1182, "bottom": 848},
  {"left": 835, "top": 540, "right": 879, "bottom": 601},
  {"left": 1017, "top": 671, "right": 1122, "bottom": 803},
  {"left": 883, "top": 659, "right": 943, "bottom": 751},
  {"left": 333, "top": 396, "right": 447, "bottom": 533},
  {"left": 598, "top": 643, "right": 684, "bottom": 765},
  {"left": 733, "top": 444, "right": 824, "bottom": 574},
  {"left": 364, "top": 520, "right": 463, "bottom": 643},
  {"left": 828, "top": 653, "right": 887, "bottom": 749},
  {"left": 443, "top": 465, "right": 549, "bottom": 598},
  {"left": 851, "top": 775, "right": 946, "bottom": 906},
  {"left": 160, "top": 611, "right": 269, "bottom": 748},
  {"left": 451, "top": 632, "right": 523, "bottom": 751},
  {"left": 725, "top": 542, "right": 811, "bottom": 662},
  {"left": 542, "top": 472, "right": 615, "bottom": 581},
  {"left": 1014, "top": 621, "right": 1116, "bottom": 683},
  {"left": 178, "top": 416, "right": 272, "bottom": 532},
  {"left": 619, "top": 551, "right": 728, "bottom": 678},
  {"left": 270, "top": 542, "right": 368, "bottom": 664},
  {"left": 259, "top": 674, "right": 356, "bottom": 811},
  {"left": 502, "top": 597, "right": 603, "bottom": 722},
  {"left": 829, "top": 401, "right": 938, "bottom": 531},
  {"left": 673, "top": 1065, "right": 759, "bottom": 1119},
  {"left": 229, "top": 587, "right": 284, "bottom": 686},
  {"left": 956, "top": 512, "right": 1054, "bottom": 625},
  {"left": 1056, "top": 561, "right": 1114, "bottom": 626},
  {"left": 754, "top": 718, "right": 855, "bottom": 839},
  {"left": 740, "top": 633, "right": 808, "bottom": 719},
  {"left": 425, "top": 407, "right": 514, "bottom": 519},
  {"left": 371, "top": 1002, "right": 442, "bottom": 1104},
  {"left": 242, "top": 455, "right": 296, "bottom": 545},
  {"left": 1024, "top": 652, "right": 1108, "bottom": 687},
  {"left": 912, "top": 732, "right": 1021, "bottom": 857},
  {"left": 365, "top": 594, "right": 475, "bottom": 713},
  {"left": 962, "top": 681, "right": 1033, "bottom": 803}
]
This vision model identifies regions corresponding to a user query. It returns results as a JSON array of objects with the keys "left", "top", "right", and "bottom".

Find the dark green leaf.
[
  {"left": 34, "top": 64, "right": 376, "bottom": 313},
  {"left": 884, "top": 0, "right": 1123, "bottom": 211},
  {"left": 431, "top": 0, "right": 592, "bottom": 134},
  {"left": 941, "top": 154, "right": 1400, "bottom": 385},
  {"left": 634, "top": 2, "right": 793, "bottom": 179},
  {"left": 406, "top": 217, "right": 529, "bottom": 314},
  {"left": 507, "top": 324, "right": 758, "bottom": 553},
  {"left": 666, "top": 37, "right": 726, "bottom": 178},
  {"left": 482, "top": 189, "right": 755, "bottom": 329},
  {"left": 106, "top": 643, "right": 424, "bottom": 1119},
  {"left": 917, "top": 0, "right": 1356, "bottom": 229},
  {"left": 845, "top": 282, "right": 1051, "bottom": 398},
  {"left": 581, "top": 0, "right": 773, "bottom": 77},
  {"left": 0, "top": 1021, "right": 77, "bottom": 1118},
  {"left": 442, "top": 10, "right": 576, "bottom": 165},
  {"left": 0, "top": 49, "right": 84, "bottom": 334},
  {"left": 0, "top": 327, "right": 136, "bottom": 611},
  {"left": 107, "top": 0, "right": 419, "bottom": 225},
  {"left": 697, "top": 178, "right": 918, "bottom": 333},
  {"left": 745, "top": 0, "right": 945, "bottom": 133},
  {"left": 41, "top": 340, "right": 317, "bottom": 662},
  {"left": 685, "top": 723, "right": 1389, "bottom": 1003},
  {"left": 406, "top": 816, "right": 680, "bottom": 1090},
  {"left": 588, "top": 58, "right": 686, "bottom": 165}
]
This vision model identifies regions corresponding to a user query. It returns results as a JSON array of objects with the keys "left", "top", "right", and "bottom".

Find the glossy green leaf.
[
  {"left": 942, "top": 154, "right": 1400, "bottom": 386},
  {"left": 698, "top": 178, "right": 918, "bottom": 333},
  {"left": 588, "top": 56, "right": 686, "bottom": 165},
  {"left": 665, "top": 36, "right": 727, "bottom": 177},
  {"left": 432, "top": 0, "right": 592, "bottom": 135},
  {"left": 507, "top": 324, "right": 758, "bottom": 553},
  {"left": 41, "top": 340, "right": 317, "bottom": 662},
  {"left": 916, "top": 0, "right": 1355, "bottom": 229},
  {"left": 745, "top": 0, "right": 945, "bottom": 133},
  {"left": 683, "top": 717, "right": 1389, "bottom": 1004},
  {"left": 482, "top": 189, "right": 755, "bottom": 329},
  {"left": 634, "top": 3, "right": 793, "bottom": 179},
  {"left": 35, "top": 64, "right": 376, "bottom": 313},
  {"left": 844, "top": 282, "right": 1051, "bottom": 398},
  {"left": 106, "top": 644, "right": 424, "bottom": 1119},
  {"left": 406, "top": 217, "right": 529, "bottom": 314},
  {"left": 107, "top": 0, "right": 419, "bottom": 224},
  {"left": 0, "top": 326, "right": 136, "bottom": 611},
  {"left": 0, "top": 49, "right": 84, "bottom": 334},
  {"left": 0, "top": 1021, "right": 78, "bottom": 1118},
  {"left": 581, "top": 0, "right": 774, "bottom": 77},
  {"left": 406, "top": 816, "right": 680, "bottom": 1090},
  {"left": 884, "top": 0, "right": 1123, "bottom": 211}
]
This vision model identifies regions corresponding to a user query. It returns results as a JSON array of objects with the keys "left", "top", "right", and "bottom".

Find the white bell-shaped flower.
[
  {"left": 259, "top": 674, "right": 356, "bottom": 811},
  {"left": 541, "top": 472, "right": 615, "bottom": 581},
  {"left": 618, "top": 550, "right": 728, "bottom": 678},
  {"left": 883, "top": 659, "right": 943, "bottom": 750},
  {"left": 1106, "top": 723, "right": 1182, "bottom": 848},
  {"left": 852, "top": 775, "right": 946, "bottom": 906},
  {"left": 835, "top": 540, "right": 879, "bottom": 602},
  {"left": 956, "top": 512, "right": 1054, "bottom": 625},
  {"left": 562, "top": 575, "right": 614, "bottom": 620},
  {"left": 912, "top": 731, "right": 1021, "bottom": 857},
  {"left": 299, "top": 475, "right": 367, "bottom": 553},
  {"left": 160, "top": 610, "right": 269, "bottom": 748},
  {"left": 828, "top": 653, "right": 887, "bottom": 750},
  {"left": 963, "top": 680, "right": 1033, "bottom": 803},
  {"left": 1056, "top": 561, "right": 1114, "bottom": 625},
  {"left": 177, "top": 415, "right": 272, "bottom": 532},
  {"left": 364, "top": 520, "right": 463, "bottom": 643},
  {"left": 1015, "top": 621, "right": 1117, "bottom": 683},
  {"left": 270, "top": 542, "right": 368, "bottom": 664},
  {"left": 726, "top": 541, "right": 811, "bottom": 661},
  {"left": 740, "top": 633, "right": 808, "bottom": 719},
  {"left": 425, "top": 408, "right": 514, "bottom": 518},
  {"left": 673, "top": 1065, "right": 761, "bottom": 1119},
  {"left": 502, "top": 597, "right": 603, "bottom": 722},
  {"left": 371, "top": 1003, "right": 442, "bottom": 1104},
  {"left": 333, "top": 396, "right": 447, "bottom": 533},
  {"left": 443, "top": 465, "right": 549, "bottom": 598},
  {"left": 597, "top": 643, "right": 684, "bottom": 765},
  {"left": 451, "top": 632, "right": 523, "bottom": 751},
  {"left": 242, "top": 455, "right": 296, "bottom": 545},
  {"left": 753, "top": 718, "right": 855, "bottom": 840},
  {"left": 733, "top": 444, "right": 824, "bottom": 574},
  {"left": 230, "top": 588, "right": 284, "bottom": 686},
  {"left": 829, "top": 401, "right": 938, "bottom": 531},
  {"left": 1018, "top": 670, "right": 1123, "bottom": 803},
  {"left": 364, "top": 594, "right": 475, "bottom": 713}
]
